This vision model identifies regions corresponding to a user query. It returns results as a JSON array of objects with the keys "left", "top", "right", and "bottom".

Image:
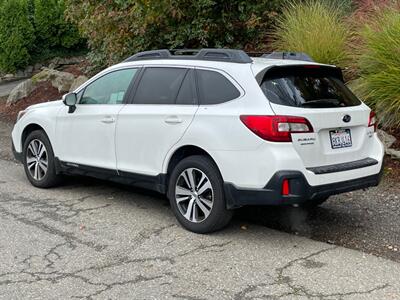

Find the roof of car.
[
  {"left": 108, "top": 49, "right": 336, "bottom": 81},
  {"left": 116, "top": 56, "right": 329, "bottom": 68}
]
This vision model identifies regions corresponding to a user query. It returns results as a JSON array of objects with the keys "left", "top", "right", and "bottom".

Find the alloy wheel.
[
  {"left": 26, "top": 139, "right": 48, "bottom": 181},
  {"left": 175, "top": 168, "right": 214, "bottom": 223}
]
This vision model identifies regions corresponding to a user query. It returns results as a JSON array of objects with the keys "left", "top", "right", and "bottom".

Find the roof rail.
[
  {"left": 123, "top": 48, "right": 253, "bottom": 64},
  {"left": 262, "top": 52, "right": 314, "bottom": 62}
]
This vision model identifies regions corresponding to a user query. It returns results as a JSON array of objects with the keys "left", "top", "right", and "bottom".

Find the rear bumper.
[{"left": 224, "top": 164, "right": 384, "bottom": 209}]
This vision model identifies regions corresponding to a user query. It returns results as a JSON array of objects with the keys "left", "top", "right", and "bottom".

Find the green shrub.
[
  {"left": 34, "top": 0, "right": 61, "bottom": 48},
  {"left": 271, "top": 1, "right": 349, "bottom": 66},
  {"left": 34, "top": 0, "right": 82, "bottom": 50},
  {"left": 352, "top": 9, "right": 400, "bottom": 128},
  {"left": 65, "top": 0, "right": 283, "bottom": 68},
  {"left": 0, "top": 0, "right": 35, "bottom": 72},
  {"left": 0, "top": 0, "right": 84, "bottom": 73}
]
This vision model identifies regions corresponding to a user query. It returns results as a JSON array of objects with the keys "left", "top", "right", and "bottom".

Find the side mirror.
[{"left": 63, "top": 93, "right": 77, "bottom": 113}]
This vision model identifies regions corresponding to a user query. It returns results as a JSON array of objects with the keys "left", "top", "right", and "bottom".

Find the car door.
[
  {"left": 116, "top": 66, "right": 198, "bottom": 176},
  {"left": 55, "top": 68, "right": 139, "bottom": 170}
]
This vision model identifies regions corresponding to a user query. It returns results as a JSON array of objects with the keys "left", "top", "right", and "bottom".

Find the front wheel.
[
  {"left": 168, "top": 155, "right": 233, "bottom": 233},
  {"left": 23, "top": 130, "right": 61, "bottom": 188}
]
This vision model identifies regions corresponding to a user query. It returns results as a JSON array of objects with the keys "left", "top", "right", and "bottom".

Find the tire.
[
  {"left": 22, "top": 130, "right": 61, "bottom": 188},
  {"left": 167, "top": 155, "right": 233, "bottom": 233}
]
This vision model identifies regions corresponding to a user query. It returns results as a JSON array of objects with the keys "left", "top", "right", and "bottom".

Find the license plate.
[{"left": 329, "top": 129, "right": 352, "bottom": 149}]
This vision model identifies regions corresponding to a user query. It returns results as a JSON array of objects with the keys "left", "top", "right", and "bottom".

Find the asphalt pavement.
[{"left": 0, "top": 120, "right": 400, "bottom": 299}]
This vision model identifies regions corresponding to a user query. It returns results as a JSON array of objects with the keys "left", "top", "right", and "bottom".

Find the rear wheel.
[
  {"left": 168, "top": 155, "right": 233, "bottom": 233},
  {"left": 23, "top": 130, "right": 61, "bottom": 188}
]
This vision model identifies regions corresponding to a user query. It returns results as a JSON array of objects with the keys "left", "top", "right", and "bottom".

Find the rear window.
[{"left": 260, "top": 66, "right": 361, "bottom": 108}]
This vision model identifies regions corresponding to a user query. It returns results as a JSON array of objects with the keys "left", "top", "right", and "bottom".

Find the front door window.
[{"left": 80, "top": 68, "right": 138, "bottom": 105}]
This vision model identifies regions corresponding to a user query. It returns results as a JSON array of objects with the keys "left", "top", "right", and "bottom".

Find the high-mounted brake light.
[
  {"left": 368, "top": 111, "right": 377, "bottom": 132},
  {"left": 240, "top": 115, "right": 313, "bottom": 142}
]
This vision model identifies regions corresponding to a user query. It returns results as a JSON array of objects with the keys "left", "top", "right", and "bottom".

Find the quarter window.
[
  {"left": 134, "top": 67, "right": 188, "bottom": 105},
  {"left": 80, "top": 68, "right": 138, "bottom": 105},
  {"left": 197, "top": 70, "right": 240, "bottom": 105}
]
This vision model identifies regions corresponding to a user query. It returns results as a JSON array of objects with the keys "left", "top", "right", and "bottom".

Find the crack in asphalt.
[
  {"left": 72, "top": 274, "right": 165, "bottom": 300},
  {"left": 0, "top": 231, "right": 232, "bottom": 298},
  {"left": 0, "top": 198, "right": 107, "bottom": 252},
  {"left": 0, "top": 191, "right": 233, "bottom": 298},
  {"left": 233, "top": 246, "right": 390, "bottom": 299},
  {"left": 173, "top": 294, "right": 207, "bottom": 300}
]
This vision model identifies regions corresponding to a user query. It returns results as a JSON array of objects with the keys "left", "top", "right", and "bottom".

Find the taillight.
[
  {"left": 368, "top": 111, "right": 377, "bottom": 132},
  {"left": 282, "top": 179, "right": 290, "bottom": 196},
  {"left": 240, "top": 115, "right": 313, "bottom": 142}
]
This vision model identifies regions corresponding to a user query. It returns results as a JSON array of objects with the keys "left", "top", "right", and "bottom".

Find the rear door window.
[
  {"left": 260, "top": 66, "right": 361, "bottom": 108},
  {"left": 197, "top": 69, "right": 240, "bottom": 105},
  {"left": 134, "top": 67, "right": 188, "bottom": 105},
  {"left": 176, "top": 69, "right": 197, "bottom": 105}
]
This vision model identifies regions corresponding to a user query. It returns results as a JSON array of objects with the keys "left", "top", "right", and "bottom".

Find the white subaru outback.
[{"left": 11, "top": 49, "right": 384, "bottom": 233}]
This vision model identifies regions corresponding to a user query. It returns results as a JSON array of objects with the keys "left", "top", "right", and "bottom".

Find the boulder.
[
  {"left": 6, "top": 68, "right": 77, "bottom": 106},
  {"left": 378, "top": 129, "right": 396, "bottom": 149},
  {"left": 58, "top": 57, "right": 83, "bottom": 65},
  {"left": 386, "top": 148, "right": 400, "bottom": 160},
  {"left": 32, "top": 68, "right": 75, "bottom": 93},
  {"left": 34, "top": 63, "right": 42, "bottom": 71},
  {"left": 47, "top": 56, "right": 83, "bottom": 69},
  {"left": 52, "top": 73, "right": 75, "bottom": 92},
  {"left": 6, "top": 79, "right": 34, "bottom": 106},
  {"left": 25, "top": 65, "right": 34, "bottom": 74},
  {"left": 16, "top": 70, "right": 26, "bottom": 78},
  {"left": 48, "top": 63, "right": 57, "bottom": 70},
  {"left": 31, "top": 68, "right": 55, "bottom": 82},
  {"left": 69, "top": 75, "right": 88, "bottom": 92}
]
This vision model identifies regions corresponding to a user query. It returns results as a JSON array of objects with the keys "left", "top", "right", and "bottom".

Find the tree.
[
  {"left": 0, "top": 0, "right": 35, "bottom": 72},
  {"left": 65, "top": 0, "right": 282, "bottom": 68},
  {"left": 34, "top": 0, "right": 82, "bottom": 50}
]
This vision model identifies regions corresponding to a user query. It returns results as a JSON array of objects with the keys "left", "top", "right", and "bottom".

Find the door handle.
[
  {"left": 101, "top": 116, "right": 116, "bottom": 124},
  {"left": 165, "top": 116, "right": 183, "bottom": 124}
]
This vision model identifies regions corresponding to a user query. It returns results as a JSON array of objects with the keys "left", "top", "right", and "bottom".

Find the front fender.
[{"left": 12, "top": 103, "right": 62, "bottom": 153}]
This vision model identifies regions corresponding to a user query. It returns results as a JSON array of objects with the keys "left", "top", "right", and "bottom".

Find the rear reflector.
[
  {"left": 368, "top": 111, "right": 377, "bottom": 132},
  {"left": 240, "top": 115, "right": 313, "bottom": 142},
  {"left": 282, "top": 179, "right": 290, "bottom": 196}
]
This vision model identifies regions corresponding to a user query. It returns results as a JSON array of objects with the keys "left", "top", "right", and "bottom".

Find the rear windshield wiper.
[{"left": 300, "top": 99, "right": 341, "bottom": 108}]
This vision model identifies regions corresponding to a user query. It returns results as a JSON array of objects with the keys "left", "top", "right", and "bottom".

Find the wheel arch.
[
  {"left": 21, "top": 123, "right": 47, "bottom": 148},
  {"left": 165, "top": 145, "right": 220, "bottom": 179}
]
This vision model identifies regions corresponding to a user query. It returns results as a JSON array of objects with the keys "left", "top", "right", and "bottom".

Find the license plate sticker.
[{"left": 329, "top": 129, "right": 352, "bottom": 149}]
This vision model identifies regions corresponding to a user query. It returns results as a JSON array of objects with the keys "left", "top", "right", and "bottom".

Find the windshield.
[{"left": 260, "top": 66, "right": 361, "bottom": 108}]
